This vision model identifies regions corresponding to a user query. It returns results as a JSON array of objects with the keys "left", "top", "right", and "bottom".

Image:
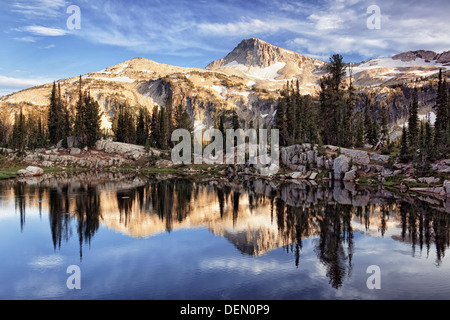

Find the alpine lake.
[{"left": 0, "top": 171, "right": 449, "bottom": 300}]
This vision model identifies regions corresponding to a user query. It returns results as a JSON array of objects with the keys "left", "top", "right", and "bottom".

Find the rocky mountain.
[
  {"left": 350, "top": 49, "right": 450, "bottom": 87},
  {"left": 206, "top": 38, "right": 326, "bottom": 93},
  {"left": 1, "top": 38, "right": 449, "bottom": 135},
  {"left": 0, "top": 56, "right": 277, "bottom": 131}
]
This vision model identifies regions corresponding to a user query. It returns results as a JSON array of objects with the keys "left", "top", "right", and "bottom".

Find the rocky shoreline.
[{"left": 1, "top": 139, "right": 449, "bottom": 199}]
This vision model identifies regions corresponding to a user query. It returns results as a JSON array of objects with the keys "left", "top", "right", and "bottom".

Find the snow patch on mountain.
[
  {"left": 114, "top": 64, "right": 128, "bottom": 74},
  {"left": 94, "top": 76, "right": 135, "bottom": 83},
  {"left": 351, "top": 57, "right": 450, "bottom": 77},
  {"left": 224, "top": 61, "right": 286, "bottom": 80}
]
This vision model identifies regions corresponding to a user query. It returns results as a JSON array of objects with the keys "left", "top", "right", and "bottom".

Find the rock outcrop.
[
  {"left": 445, "top": 180, "right": 450, "bottom": 196},
  {"left": 17, "top": 166, "right": 44, "bottom": 177},
  {"left": 333, "top": 155, "right": 351, "bottom": 181}
]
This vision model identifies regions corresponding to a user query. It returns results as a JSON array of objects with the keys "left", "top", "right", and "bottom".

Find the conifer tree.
[
  {"left": 11, "top": 108, "right": 26, "bottom": 153},
  {"left": 84, "top": 92, "right": 101, "bottom": 147},
  {"left": 112, "top": 104, "right": 135, "bottom": 144},
  {"left": 434, "top": 69, "right": 449, "bottom": 159},
  {"left": 399, "top": 125, "right": 409, "bottom": 163},
  {"left": 381, "top": 105, "right": 389, "bottom": 142},
  {"left": 276, "top": 99, "right": 288, "bottom": 146},
  {"left": 48, "top": 82, "right": 60, "bottom": 144},
  {"left": 408, "top": 88, "right": 419, "bottom": 148},
  {"left": 74, "top": 76, "right": 86, "bottom": 145},
  {"left": 150, "top": 106, "right": 159, "bottom": 147},
  {"left": 136, "top": 107, "right": 148, "bottom": 146},
  {"left": 232, "top": 108, "right": 240, "bottom": 130},
  {"left": 158, "top": 107, "right": 168, "bottom": 149},
  {"left": 174, "top": 105, "right": 193, "bottom": 132}
]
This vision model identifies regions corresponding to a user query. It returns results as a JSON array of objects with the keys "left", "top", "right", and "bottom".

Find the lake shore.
[{"left": 0, "top": 140, "right": 449, "bottom": 201}]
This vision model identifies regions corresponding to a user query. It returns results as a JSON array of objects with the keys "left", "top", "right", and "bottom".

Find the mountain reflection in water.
[{"left": 1, "top": 172, "right": 450, "bottom": 291}]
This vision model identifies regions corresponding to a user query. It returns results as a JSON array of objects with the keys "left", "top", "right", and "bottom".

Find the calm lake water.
[{"left": 0, "top": 172, "right": 449, "bottom": 300}]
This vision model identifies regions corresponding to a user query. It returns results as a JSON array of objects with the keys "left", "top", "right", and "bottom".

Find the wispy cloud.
[
  {"left": 13, "top": 36, "right": 39, "bottom": 43},
  {"left": 22, "top": 26, "right": 68, "bottom": 36},
  {"left": 0, "top": 75, "right": 53, "bottom": 96},
  {"left": 11, "top": 0, "right": 68, "bottom": 17},
  {"left": 40, "top": 44, "right": 56, "bottom": 49},
  {"left": 198, "top": 18, "right": 284, "bottom": 36}
]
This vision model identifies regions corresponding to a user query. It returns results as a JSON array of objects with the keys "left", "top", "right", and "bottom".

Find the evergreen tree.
[
  {"left": 218, "top": 113, "right": 225, "bottom": 136},
  {"left": 434, "top": 69, "right": 449, "bottom": 158},
  {"left": 319, "top": 54, "right": 347, "bottom": 146},
  {"left": 276, "top": 98, "right": 288, "bottom": 146},
  {"left": 150, "top": 106, "right": 160, "bottom": 147},
  {"left": 37, "top": 115, "right": 46, "bottom": 147},
  {"left": 158, "top": 107, "right": 168, "bottom": 149},
  {"left": 84, "top": 92, "right": 101, "bottom": 147},
  {"left": 364, "top": 97, "right": 373, "bottom": 144},
  {"left": 10, "top": 108, "right": 26, "bottom": 153},
  {"left": 232, "top": 108, "right": 240, "bottom": 130},
  {"left": 174, "top": 105, "right": 193, "bottom": 132},
  {"left": 136, "top": 107, "right": 148, "bottom": 146},
  {"left": 74, "top": 76, "right": 87, "bottom": 145},
  {"left": 112, "top": 104, "right": 136, "bottom": 144},
  {"left": 399, "top": 125, "right": 409, "bottom": 163},
  {"left": 380, "top": 105, "right": 389, "bottom": 143},
  {"left": 408, "top": 88, "right": 419, "bottom": 148}
]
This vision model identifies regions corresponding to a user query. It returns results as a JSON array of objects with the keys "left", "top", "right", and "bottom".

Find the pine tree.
[
  {"left": 136, "top": 107, "right": 148, "bottom": 146},
  {"left": 276, "top": 99, "right": 288, "bottom": 146},
  {"left": 218, "top": 113, "right": 225, "bottom": 136},
  {"left": 158, "top": 107, "right": 168, "bottom": 149},
  {"left": 11, "top": 108, "right": 26, "bottom": 153},
  {"left": 150, "top": 106, "right": 159, "bottom": 147},
  {"left": 347, "top": 64, "right": 356, "bottom": 146},
  {"left": 399, "top": 125, "right": 409, "bottom": 163},
  {"left": 175, "top": 105, "right": 193, "bottom": 132},
  {"left": 84, "top": 92, "right": 101, "bottom": 147},
  {"left": 434, "top": 69, "right": 449, "bottom": 159},
  {"left": 37, "top": 115, "right": 46, "bottom": 147},
  {"left": 380, "top": 105, "right": 389, "bottom": 142},
  {"left": 319, "top": 54, "right": 347, "bottom": 146},
  {"left": 47, "top": 82, "right": 59, "bottom": 144},
  {"left": 74, "top": 76, "right": 87, "bottom": 146},
  {"left": 425, "top": 116, "right": 433, "bottom": 157},
  {"left": 113, "top": 104, "right": 136, "bottom": 144},
  {"left": 408, "top": 88, "right": 419, "bottom": 148},
  {"left": 232, "top": 108, "right": 240, "bottom": 130}
]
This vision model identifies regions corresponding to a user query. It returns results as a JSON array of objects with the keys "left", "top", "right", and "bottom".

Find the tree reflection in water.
[{"left": 3, "top": 176, "right": 450, "bottom": 288}]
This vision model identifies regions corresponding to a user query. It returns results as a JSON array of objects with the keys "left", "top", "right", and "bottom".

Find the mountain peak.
[{"left": 207, "top": 38, "right": 323, "bottom": 69}]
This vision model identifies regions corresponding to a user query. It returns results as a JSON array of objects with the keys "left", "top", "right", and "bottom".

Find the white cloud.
[
  {"left": 0, "top": 75, "right": 52, "bottom": 96},
  {"left": 23, "top": 25, "right": 68, "bottom": 36},
  {"left": 308, "top": 14, "right": 344, "bottom": 30},
  {"left": 12, "top": 0, "right": 68, "bottom": 17},
  {"left": 198, "top": 19, "right": 281, "bottom": 36},
  {"left": 13, "top": 36, "right": 38, "bottom": 42},
  {"left": 198, "top": 17, "right": 312, "bottom": 37}
]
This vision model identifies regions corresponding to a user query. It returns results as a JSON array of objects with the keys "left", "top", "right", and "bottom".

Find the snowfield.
[
  {"left": 224, "top": 61, "right": 286, "bottom": 80},
  {"left": 94, "top": 76, "right": 135, "bottom": 83},
  {"left": 351, "top": 57, "right": 450, "bottom": 77}
]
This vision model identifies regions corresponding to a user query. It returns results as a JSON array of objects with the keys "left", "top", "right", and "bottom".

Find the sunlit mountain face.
[{"left": 0, "top": 173, "right": 449, "bottom": 299}]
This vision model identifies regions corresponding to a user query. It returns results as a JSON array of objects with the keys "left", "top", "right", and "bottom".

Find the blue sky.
[{"left": 1, "top": 0, "right": 450, "bottom": 96}]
